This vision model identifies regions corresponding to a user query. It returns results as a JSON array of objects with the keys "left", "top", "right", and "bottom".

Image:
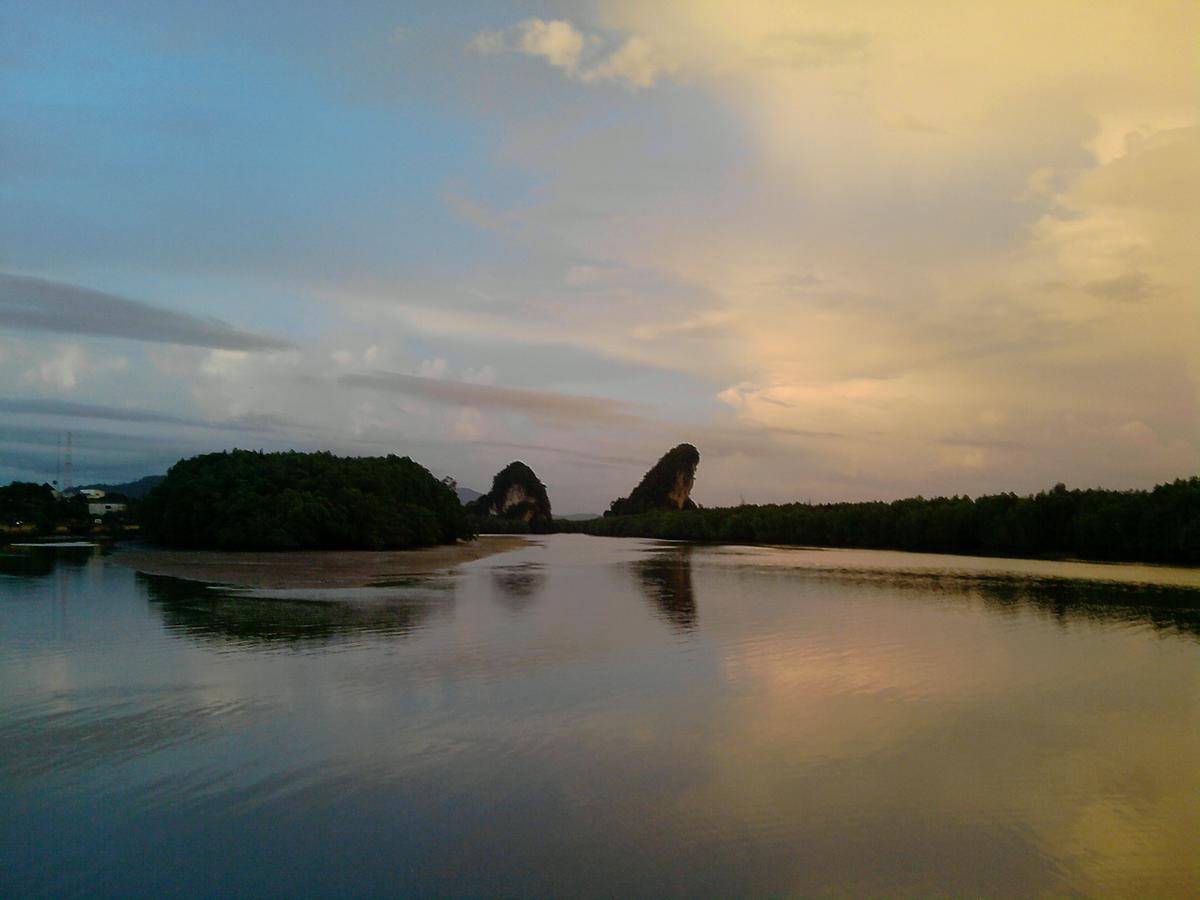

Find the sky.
[{"left": 1, "top": 0, "right": 1196, "bottom": 513}]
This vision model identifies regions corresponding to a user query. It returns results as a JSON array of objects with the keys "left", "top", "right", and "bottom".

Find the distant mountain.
[
  {"left": 557, "top": 513, "right": 600, "bottom": 521},
  {"left": 82, "top": 475, "right": 164, "bottom": 500},
  {"left": 455, "top": 486, "right": 483, "bottom": 504}
]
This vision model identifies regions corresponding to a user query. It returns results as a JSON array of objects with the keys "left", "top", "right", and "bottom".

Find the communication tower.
[{"left": 63, "top": 431, "right": 74, "bottom": 494}]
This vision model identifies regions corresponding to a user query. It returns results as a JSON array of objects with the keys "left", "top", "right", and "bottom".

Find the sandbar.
[{"left": 111, "top": 535, "right": 528, "bottom": 588}]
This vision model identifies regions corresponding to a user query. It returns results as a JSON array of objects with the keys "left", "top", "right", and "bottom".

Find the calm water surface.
[{"left": 2, "top": 536, "right": 1199, "bottom": 896}]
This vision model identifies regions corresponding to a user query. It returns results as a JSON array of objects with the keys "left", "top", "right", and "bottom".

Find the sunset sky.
[{"left": 2, "top": 1, "right": 1196, "bottom": 512}]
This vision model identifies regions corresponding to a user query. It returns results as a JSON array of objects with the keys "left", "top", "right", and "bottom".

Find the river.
[{"left": 2, "top": 535, "right": 1198, "bottom": 896}]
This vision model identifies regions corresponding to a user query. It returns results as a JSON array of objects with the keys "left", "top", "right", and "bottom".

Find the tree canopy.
[{"left": 140, "top": 450, "right": 470, "bottom": 551}]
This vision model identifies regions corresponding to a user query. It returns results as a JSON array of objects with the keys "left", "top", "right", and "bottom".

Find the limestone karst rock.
[
  {"left": 605, "top": 443, "right": 700, "bottom": 517},
  {"left": 466, "top": 461, "right": 553, "bottom": 529}
]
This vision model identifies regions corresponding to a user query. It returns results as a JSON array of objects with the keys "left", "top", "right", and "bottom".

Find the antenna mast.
[{"left": 63, "top": 431, "right": 74, "bottom": 494}]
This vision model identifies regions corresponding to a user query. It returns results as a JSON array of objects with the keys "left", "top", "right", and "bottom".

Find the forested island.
[{"left": 140, "top": 450, "right": 468, "bottom": 551}]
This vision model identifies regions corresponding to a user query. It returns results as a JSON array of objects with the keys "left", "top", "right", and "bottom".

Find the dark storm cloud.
[
  {"left": 0, "top": 272, "right": 294, "bottom": 351},
  {"left": 0, "top": 397, "right": 290, "bottom": 432},
  {"left": 0, "top": 426, "right": 212, "bottom": 483}
]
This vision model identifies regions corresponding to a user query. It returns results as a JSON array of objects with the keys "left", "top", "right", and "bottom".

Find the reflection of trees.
[
  {"left": 787, "top": 567, "right": 1200, "bottom": 641},
  {"left": 490, "top": 564, "right": 546, "bottom": 612},
  {"left": 139, "top": 573, "right": 441, "bottom": 647},
  {"left": 635, "top": 546, "right": 697, "bottom": 632},
  {"left": 975, "top": 576, "right": 1200, "bottom": 640},
  {"left": 0, "top": 546, "right": 94, "bottom": 578}
]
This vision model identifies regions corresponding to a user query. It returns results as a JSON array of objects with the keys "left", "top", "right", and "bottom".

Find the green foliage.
[
  {"left": 607, "top": 443, "right": 700, "bottom": 516},
  {"left": 568, "top": 477, "right": 1200, "bottom": 565},
  {"left": 140, "top": 450, "right": 470, "bottom": 550}
]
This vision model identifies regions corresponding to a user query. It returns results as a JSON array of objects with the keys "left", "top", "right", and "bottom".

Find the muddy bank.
[{"left": 111, "top": 535, "right": 528, "bottom": 588}]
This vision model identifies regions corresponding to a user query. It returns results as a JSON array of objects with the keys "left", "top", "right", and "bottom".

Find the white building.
[{"left": 88, "top": 501, "right": 126, "bottom": 517}]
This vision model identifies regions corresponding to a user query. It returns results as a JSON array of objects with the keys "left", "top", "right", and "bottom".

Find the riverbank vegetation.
[
  {"left": 7, "top": 451, "right": 1195, "bottom": 566},
  {"left": 1, "top": 482, "right": 85, "bottom": 534},
  {"left": 561, "top": 478, "right": 1200, "bottom": 565}
]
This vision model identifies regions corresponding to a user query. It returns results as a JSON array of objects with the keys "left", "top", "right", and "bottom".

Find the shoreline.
[{"left": 110, "top": 535, "right": 528, "bottom": 589}]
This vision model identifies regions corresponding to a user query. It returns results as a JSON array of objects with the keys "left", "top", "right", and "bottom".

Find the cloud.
[
  {"left": 468, "top": 438, "right": 645, "bottom": 468},
  {"left": 752, "top": 29, "right": 872, "bottom": 69},
  {"left": 632, "top": 309, "right": 738, "bottom": 340},
  {"left": 5, "top": 2, "right": 1192, "bottom": 507},
  {"left": 0, "top": 432, "right": 181, "bottom": 481},
  {"left": 469, "top": 18, "right": 584, "bottom": 73},
  {"left": 468, "top": 18, "right": 673, "bottom": 88},
  {"left": 0, "top": 396, "right": 289, "bottom": 432},
  {"left": 583, "top": 36, "right": 665, "bottom": 88},
  {"left": 881, "top": 112, "right": 945, "bottom": 135},
  {"left": 466, "top": 28, "right": 509, "bottom": 57},
  {"left": 518, "top": 18, "right": 585, "bottom": 73},
  {"left": 19, "top": 343, "right": 87, "bottom": 390},
  {"left": 462, "top": 364, "right": 497, "bottom": 386},
  {"left": 340, "top": 370, "right": 646, "bottom": 427},
  {"left": 1085, "top": 272, "right": 1158, "bottom": 303},
  {"left": 16, "top": 343, "right": 130, "bottom": 391},
  {"left": 455, "top": 0, "right": 1198, "bottom": 498},
  {"left": 0, "top": 272, "right": 294, "bottom": 351},
  {"left": 0, "top": 421, "right": 264, "bottom": 484},
  {"left": 416, "top": 357, "right": 450, "bottom": 379}
]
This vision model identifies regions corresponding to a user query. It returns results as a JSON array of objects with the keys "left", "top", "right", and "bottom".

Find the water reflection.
[
  {"left": 3, "top": 537, "right": 1200, "bottom": 897},
  {"left": 490, "top": 564, "right": 546, "bottom": 612},
  {"left": 141, "top": 573, "right": 446, "bottom": 647},
  {"left": 975, "top": 576, "right": 1200, "bottom": 639},
  {"left": 635, "top": 546, "right": 697, "bottom": 631},
  {"left": 0, "top": 546, "right": 94, "bottom": 578},
  {"left": 737, "top": 562, "right": 1200, "bottom": 640}
]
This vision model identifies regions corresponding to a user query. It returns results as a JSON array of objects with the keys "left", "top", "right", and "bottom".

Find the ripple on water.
[
  {"left": 2, "top": 536, "right": 1198, "bottom": 897},
  {"left": 0, "top": 687, "right": 266, "bottom": 782}
]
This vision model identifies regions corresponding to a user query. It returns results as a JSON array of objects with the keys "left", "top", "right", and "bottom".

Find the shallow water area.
[{"left": 2, "top": 535, "right": 1198, "bottom": 896}]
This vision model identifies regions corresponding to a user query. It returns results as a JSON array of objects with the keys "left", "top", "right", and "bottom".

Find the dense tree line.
[
  {"left": 560, "top": 478, "right": 1200, "bottom": 565},
  {"left": 141, "top": 450, "right": 470, "bottom": 550},
  {"left": 0, "top": 482, "right": 89, "bottom": 533}
]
